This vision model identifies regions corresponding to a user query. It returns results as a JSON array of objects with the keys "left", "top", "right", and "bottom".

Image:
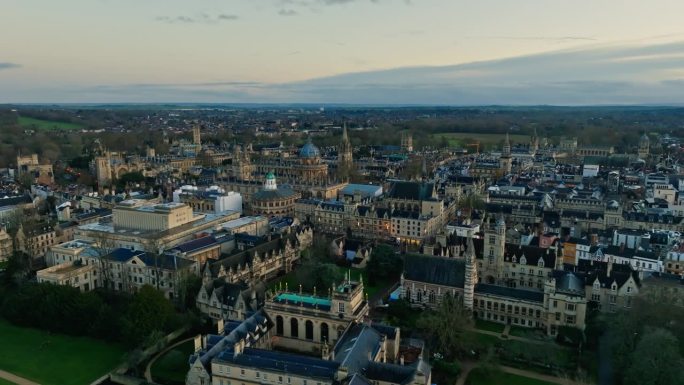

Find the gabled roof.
[
  {"left": 504, "top": 244, "right": 557, "bottom": 268},
  {"left": 403, "top": 254, "right": 465, "bottom": 288}
]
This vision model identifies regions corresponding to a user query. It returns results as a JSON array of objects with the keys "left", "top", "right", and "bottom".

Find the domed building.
[
  {"left": 251, "top": 172, "right": 301, "bottom": 217},
  {"left": 296, "top": 137, "right": 328, "bottom": 182}
]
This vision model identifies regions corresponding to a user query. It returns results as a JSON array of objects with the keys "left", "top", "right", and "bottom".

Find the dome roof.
[
  {"left": 299, "top": 138, "right": 320, "bottom": 158},
  {"left": 266, "top": 171, "right": 276, "bottom": 180},
  {"left": 640, "top": 133, "right": 650, "bottom": 143}
]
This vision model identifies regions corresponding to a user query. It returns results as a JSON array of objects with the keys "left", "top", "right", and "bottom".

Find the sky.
[{"left": 2, "top": 0, "right": 684, "bottom": 104}]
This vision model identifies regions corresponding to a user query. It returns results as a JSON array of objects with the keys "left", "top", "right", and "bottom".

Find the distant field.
[
  {"left": 0, "top": 318, "right": 126, "bottom": 385},
  {"left": 18, "top": 116, "right": 84, "bottom": 131},
  {"left": 432, "top": 132, "right": 529, "bottom": 149}
]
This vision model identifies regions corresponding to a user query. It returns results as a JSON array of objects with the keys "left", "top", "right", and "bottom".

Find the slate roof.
[
  {"left": 504, "top": 244, "right": 557, "bottom": 268},
  {"left": 574, "top": 260, "right": 641, "bottom": 288},
  {"left": 334, "top": 324, "right": 382, "bottom": 374},
  {"left": 475, "top": 284, "right": 544, "bottom": 302},
  {"left": 403, "top": 254, "right": 465, "bottom": 288},
  {"left": 104, "top": 248, "right": 195, "bottom": 270},
  {"left": 217, "top": 348, "right": 339, "bottom": 380},
  {"left": 0, "top": 194, "right": 33, "bottom": 208},
  {"left": 387, "top": 181, "right": 435, "bottom": 201},
  {"left": 172, "top": 235, "right": 219, "bottom": 253},
  {"left": 205, "top": 281, "right": 250, "bottom": 308},
  {"left": 364, "top": 361, "right": 417, "bottom": 384},
  {"left": 603, "top": 245, "right": 657, "bottom": 260}
]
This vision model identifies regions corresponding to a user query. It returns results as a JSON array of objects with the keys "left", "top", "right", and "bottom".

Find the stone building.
[
  {"left": 16, "top": 153, "right": 54, "bottom": 185},
  {"left": 37, "top": 260, "right": 97, "bottom": 292},
  {"left": 400, "top": 219, "right": 587, "bottom": 336},
  {"left": 265, "top": 276, "right": 368, "bottom": 353},
  {"left": 251, "top": 172, "right": 301, "bottom": 217}
]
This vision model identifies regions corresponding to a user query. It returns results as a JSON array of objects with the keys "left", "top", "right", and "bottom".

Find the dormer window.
[{"left": 538, "top": 259, "right": 544, "bottom": 268}]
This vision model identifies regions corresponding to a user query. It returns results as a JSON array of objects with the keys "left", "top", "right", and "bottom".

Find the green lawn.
[
  {"left": 469, "top": 331, "right": 502, "bottom": 348},
  {"left": 508, "top": 326, "right": 548, "bottom": 341},
  {"left": 151, "top": 340, "right": 194, "bottom": 385},
  {"left": 475, "top": 319, "right": 505, "bottom": 334},
  {"left": 0, "top": 318, "right": 126, "bottom": 385},
  {"left": 0, "top": 378, "right": 18, "bottom": 385},
  {"left": 18, "top": 116, "right": 84, "bottom": 131},
  {"left": 433, "top": 133, "right": 529, "bottom": 150},
  {"left": 466, "top": 368, "right": 556, "bottom": 385}
]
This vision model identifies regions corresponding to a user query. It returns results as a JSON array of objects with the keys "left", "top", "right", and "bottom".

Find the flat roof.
[{"left": 274, "top": 293, "right": 332, "bottom": 308}]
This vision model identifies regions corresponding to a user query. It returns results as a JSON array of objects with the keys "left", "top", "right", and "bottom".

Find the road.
[{"left": 0, "top": 370, "right": 40, "bottom": 385}]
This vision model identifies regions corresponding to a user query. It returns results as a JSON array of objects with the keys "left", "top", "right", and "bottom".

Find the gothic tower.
[
  {"left": 530, "top": 127, "right": 539, "bottom": 154},
  {"left": 401, "top": 132, "right": 413, "bottom": 153},
  {"left": 95, "top": 154, "right": 112, "bottom": 189},
  {"left": 193, "top": 125, "right": 201, "bottom": 146},
  {"left": 638, "top": 133, "right": 650, "bottom": 159},
  {"left": 482, "top": 215, "right": 506, "bottom": 284},
  {"left": 463, "top": 231, "right": 478, "bottom": 310},
  {"left": 499, "top": 132, "right": 512, "bottom": 175},
  {"left": 338, "top": 124, "right": 353, "bottom": 169}
]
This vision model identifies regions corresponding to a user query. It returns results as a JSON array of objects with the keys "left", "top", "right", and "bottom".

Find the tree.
[
  {"left": 366, "top": 244, "right": 402, "bottom": 284},
  {"left": 416, "top": 293, "right": 474, "bottom": 359},
  {"left": 93, "top": 232, "right": 117, "bottom": 290},
  {"left": 121, "top": 285, "right": 174, "bottom": 347},
  {"left": 624, "top": 328, "right": 684, "bottom": 385}
]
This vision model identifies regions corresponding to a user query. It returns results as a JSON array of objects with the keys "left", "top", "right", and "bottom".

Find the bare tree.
[{"left": 92, "top": 231, "right": 116, "bottom": 289}]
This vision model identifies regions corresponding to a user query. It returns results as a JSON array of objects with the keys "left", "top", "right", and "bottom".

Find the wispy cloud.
[
  {"left": 469, "top": 35, "right": 597, "bottom": 43},
  {"left": 0, "top": 62, "right": 21, "bottom": 70},
  {"left": 278, "top": 9, "right": 298, "bottom": 16},
  {"left": 156, "top": 13, "right": 239, "bottom": 24}
]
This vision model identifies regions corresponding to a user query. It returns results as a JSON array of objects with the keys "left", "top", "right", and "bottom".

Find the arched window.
[
  {"left": 290, "top": 318, "right": 299, "bottom": 338},
  {"left": 276, "top": 316, "right": 284, "bottom": 335},
  {"left": 305, "top": 320, "right": 314, "bottom": 340},
  {"left": 405, "top": 289, "right": 412, "bottom": 302},
  {"left": 428, "top": 290, "right": 437, "bottom": 304},
  {"left": 320, "top": 322, "right": 329, "bottom": 343},
  {"left": 416, "top": 290, "right": 423, "bottom": 302}
]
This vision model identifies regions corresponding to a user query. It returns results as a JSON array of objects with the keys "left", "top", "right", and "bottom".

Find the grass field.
[
  {"left": 432, "top": 133, "right": 529, "bottom": 149},
  {"left": 466, "top": 368, "right": 556, "bottom": 385},
  {"left": 18, "top": 116, "right": 84, "bottom": 131},
  {"left": 475, "top": 319, "right": 505, "bottom": 334},
  {"left": 0, "top": 318, "right": 126, "bottom": 385},
  {"left": 0, "top": 378, "right": 18, "bottom": 385},
  {"left": 151, "top": 341, "right": 194, "bottom": 385}
]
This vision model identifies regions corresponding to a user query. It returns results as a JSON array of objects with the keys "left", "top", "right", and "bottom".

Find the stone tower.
[
  {"left": 95, "top": 154, "right": 112, "bottom": 188},
  {"left": 401, "top": 132, "right": 413, "bottom": 153},
  {"left": 463, "top": 230, "right": 478, "bottom": 310},
  {"left": 530, "top": 127, "right": 539, "bottom": 154},
  {"left": 638, "top": 133, "right": 650, "bottom": 159},
  {"left": 499, "top": 132, "right": 512, "bottom": 175},
  {"left": 482, "top": 215, "right": 506, "bottom": 284},
  {"left": 338, "top": 124, "right": 353, "bottom": 169},
  {"left": 193, "top": 125, "right": 201, "bottom": 146}
]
